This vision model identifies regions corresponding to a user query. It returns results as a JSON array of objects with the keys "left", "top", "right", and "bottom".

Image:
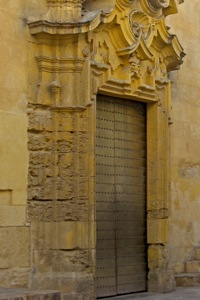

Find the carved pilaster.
[{"left": 45, "top": 0, "right": 85, "bottom": 22}]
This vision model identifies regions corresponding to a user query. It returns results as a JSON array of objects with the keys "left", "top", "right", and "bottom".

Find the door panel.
[{"left": 96, "top": 95, "right": 147, "bottom": 298}]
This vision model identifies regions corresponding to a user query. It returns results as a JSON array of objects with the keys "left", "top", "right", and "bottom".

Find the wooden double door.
[{"left": 96, "top": 94, "right": 147, "bottom": 298}]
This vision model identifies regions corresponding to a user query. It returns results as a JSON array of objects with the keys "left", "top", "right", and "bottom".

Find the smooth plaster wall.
[{"left": 167, "top": 2, "right": 200, "bottom": 273}]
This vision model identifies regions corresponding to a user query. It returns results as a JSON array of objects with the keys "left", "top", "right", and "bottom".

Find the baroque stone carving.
[
  {"left": 42, "top": 0, "right": 85, "bottom": 22},
  {"left": 116, "top": 0, "right": 133, "bottom": 9},
  {"left": 129, "top": 53, "right": 141, "bottom": 77},
  {"left": 140, "top": 0, "right": 182, "bottom": 17},
  {"left": 129, "top": 10, "right": 151, "bottom": 39},
  {"left": 148, "top": 0, "right": 170, "bottom": 9}
]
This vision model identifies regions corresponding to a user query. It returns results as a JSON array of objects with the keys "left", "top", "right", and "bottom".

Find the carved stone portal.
[{"left": 28, "top": 0, "right": 184, "bottom": 298}]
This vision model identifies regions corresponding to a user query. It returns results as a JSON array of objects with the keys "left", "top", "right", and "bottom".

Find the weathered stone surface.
[
  {"left": 168, "top": 1, "right": 200, "bottom": 276},
  {"left": 176, "top": 274, "right": 200, "bottom": 287},
  {"left": 186, "top": 261, "right": 200, "bottom": 273},
  {"left": 28, "top": 200, "right": 78, "bottom": 222},
  {"left": 0, "top": 227, "right": 30, "bottom": 269},
  {"left": 195, "top": 248, "right": 200, "bottom": 260},
  {"left": 147, "top": 218, "right": 169, "bottom": 244},
  {"left": 33, "top": 249, "right": 91, "bottom": 273},
  {"left": 30, "top": 273, "right": 94, "bottom": 296},
  {"left": 61, "top": 294, "right": 94, "bottom": 300},
  {"left": 0, "top": 268, "right": 30, "bottom": 288},
  {"left": 148, "top": 245, "right": 169, "bottom": 269},
  {"left": 28, "top": 109, "right": 54, "bottom": 132},
  {"left": 31, "top": 221, "right": 89, "bottom": 250},
  {"left": 0, "top": 206, "right": 26, "bottom": 226},
  {"left": 148, "top": 269, "right": 175, "bottom": 293}
]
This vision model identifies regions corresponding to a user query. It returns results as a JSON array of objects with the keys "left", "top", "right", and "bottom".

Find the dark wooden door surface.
[{"left": 96, "top": 95, "right": 147, "bottom": 298}]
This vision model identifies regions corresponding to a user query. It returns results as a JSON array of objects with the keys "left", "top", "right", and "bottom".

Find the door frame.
[{"left": 92, "top": 81, "right": 172, "bottom": 293}]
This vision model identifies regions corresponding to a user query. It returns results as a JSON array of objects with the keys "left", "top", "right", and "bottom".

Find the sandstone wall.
[
  {"left": 167, "top": 2, "right": 200, "bottom": 273},
  {"left": 0, "top": 0, "right": 46, "bottom": 288}
]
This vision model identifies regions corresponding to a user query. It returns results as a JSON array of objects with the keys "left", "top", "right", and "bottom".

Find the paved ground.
[
  {"left": 103, "top": 288, "right": 200, "bottom": 299},
  {"left": 1, "top": 287, "right": 200, "bottom": 300}
]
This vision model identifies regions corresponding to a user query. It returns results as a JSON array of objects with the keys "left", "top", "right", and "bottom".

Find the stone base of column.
[{"left": 148, "top": 269, "right": 175, "bottom": 293}]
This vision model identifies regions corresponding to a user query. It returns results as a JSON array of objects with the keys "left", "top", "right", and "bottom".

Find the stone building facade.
[{"left": 0, "top": 0, "right": 199, "bottom": 299}]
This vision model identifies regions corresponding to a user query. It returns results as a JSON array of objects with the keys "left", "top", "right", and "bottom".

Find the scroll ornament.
[{"left": 148, "top": 0, "right": 170, "bottom": 9}]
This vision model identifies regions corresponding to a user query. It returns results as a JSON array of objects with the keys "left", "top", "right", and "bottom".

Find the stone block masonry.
[{"left": 27, "top": 103, "right": 94, "bottom": 296}]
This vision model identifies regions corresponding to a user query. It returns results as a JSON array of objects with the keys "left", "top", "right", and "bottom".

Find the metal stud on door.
[{"left": 96, "top": 95, "right": 147, "bottom": 298}]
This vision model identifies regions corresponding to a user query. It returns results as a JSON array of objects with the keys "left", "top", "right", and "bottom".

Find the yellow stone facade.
[
  {"left": 167, "top": 2, "right": 200, "bottom": 277},
  {"left": 1, "top": 0, "right": 199, "bottom": 298}
]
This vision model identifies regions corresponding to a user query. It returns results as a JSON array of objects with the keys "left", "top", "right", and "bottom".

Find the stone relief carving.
[
  {"left": 129, "top": 10, "right": 151, "bottom": 40},
  {"left": 82, "top": 48, "right": 90, "bottom": 58},
  {"left": 129, "top": 53, "right": 141, "bottom": 77}
]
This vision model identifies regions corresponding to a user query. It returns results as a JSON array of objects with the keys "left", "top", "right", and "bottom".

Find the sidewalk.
[
  {"left": 0, "top": 287, "right": 200, "bottom": 300},
  {"left": 103, "top": 288, "right": 200, "bottom": 300}
]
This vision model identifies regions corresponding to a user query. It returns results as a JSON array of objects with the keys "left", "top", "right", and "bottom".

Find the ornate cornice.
[{"left": 28, "top": 0, "right": 185, "bottom": 102}]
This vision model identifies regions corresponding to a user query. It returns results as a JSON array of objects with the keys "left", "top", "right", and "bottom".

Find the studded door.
[{"left": 96, "top": 94, "right": 147, "bottom": 298}]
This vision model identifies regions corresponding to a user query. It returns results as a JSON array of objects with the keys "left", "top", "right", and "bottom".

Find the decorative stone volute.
[
  {"left": 45, "top": 0, "right": 85, "bottom": 22},
  {"left": 116, "top": 0, "right": 134, "bottom": 9},
  {"left": 148, "top": 0, "right": 170, "bottom": 9}
]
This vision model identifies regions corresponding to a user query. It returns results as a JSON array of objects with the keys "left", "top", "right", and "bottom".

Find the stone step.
[
  {"left": 0, "top": 288, "right": 61, "bottom": 300},
  {"left": 176, "top": 273, "right": 200, "bottom": 287},
  {"left": 194, "top": 247, "right": 200, "bottom": 260},
  {"left": 185, "top": 260, "right": 200, "bottom": 273}
]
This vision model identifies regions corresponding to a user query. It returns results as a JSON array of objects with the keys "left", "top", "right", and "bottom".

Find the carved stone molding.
[
  {"left": 47, "top": 0, "right": 84, "bottom": 6},
  {"left": 36, "top": 56, "right": 85, "bottom": 73}
]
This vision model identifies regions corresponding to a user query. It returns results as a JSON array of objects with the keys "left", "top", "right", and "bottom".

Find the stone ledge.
[
  {"left": 0, "top": 287, "right": 61, "bottom": 300},
  {"left": 176, "top": 273, "right": 200, "bottom": 287}
]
